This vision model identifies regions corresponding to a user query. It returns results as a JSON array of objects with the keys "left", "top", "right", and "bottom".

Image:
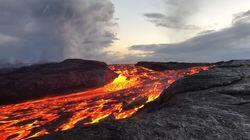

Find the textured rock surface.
[
  {"left": 35, "top": 60, "right": 250, "bottom": 140},
  {"left": 0, "top": 59, "right": 117, "bottom": 105}
]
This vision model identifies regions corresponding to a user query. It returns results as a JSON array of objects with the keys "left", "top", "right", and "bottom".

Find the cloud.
[
  {"left": 233, "top": 10, "right": 250, "bottom": 24},
  {"left": 144, "top": 0, "right": 199, "bottom": 30},
  {"left": 0, "top": 33, "right": 20, "bottom": 44},
  {"left": 127, "top": 10, "right": 250, "bottom": 63},
  {"left": 0, "top": 0, "right": 116, "bottom": 63}
]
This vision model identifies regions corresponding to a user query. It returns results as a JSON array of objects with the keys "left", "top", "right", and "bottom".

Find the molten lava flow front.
[{"left": 0, "top": 65, "right": 211, "bottom": 139}]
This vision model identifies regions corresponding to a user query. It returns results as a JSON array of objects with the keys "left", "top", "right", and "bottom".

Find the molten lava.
[{"left": 0, "top": 65, "right": 211, "bottom": 139}]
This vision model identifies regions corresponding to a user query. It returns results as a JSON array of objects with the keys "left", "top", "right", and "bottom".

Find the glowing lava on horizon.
[{"left": 0, "top": 64, "right": 211, "bottom": 139}]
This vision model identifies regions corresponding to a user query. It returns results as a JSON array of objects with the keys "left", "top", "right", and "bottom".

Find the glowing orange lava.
[{"left": 0, "top": 65, "right": 211, "bottom": 139}]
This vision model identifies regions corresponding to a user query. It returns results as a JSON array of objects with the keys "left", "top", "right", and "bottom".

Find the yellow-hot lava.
[
  {"left": 0, "top": 65, "right": 211, "bottom": 139},
  {"left": 104, "top": 74, "right": 139, "bottom": 92}
]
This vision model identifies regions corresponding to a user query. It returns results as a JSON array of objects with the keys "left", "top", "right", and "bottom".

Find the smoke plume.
[{"left": 0, "top": 0, "right": 116, "bottom": 63}]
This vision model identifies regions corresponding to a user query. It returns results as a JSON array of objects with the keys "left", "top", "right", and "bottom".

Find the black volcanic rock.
[
  {"left": 37, "top": 60, "right": 250, "bottom": 140},
  {"left": 136, "top": 61, "right": 211, "bottom": 71},
  {"left": 0, "top": 59, "right": 117, "bottom": 105}
]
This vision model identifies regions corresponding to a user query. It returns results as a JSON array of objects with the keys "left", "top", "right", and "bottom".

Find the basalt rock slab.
[
  {"left": 35, "top": 60, "right": 250, "bottom": 140},
  {"left": 0, "top": 59, "right": 117, "bottom": 105}
]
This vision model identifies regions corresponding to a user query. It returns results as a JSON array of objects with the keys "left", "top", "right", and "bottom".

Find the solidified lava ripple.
[{"left": 0, "top": 65, "right": 211, "bottom": 139}]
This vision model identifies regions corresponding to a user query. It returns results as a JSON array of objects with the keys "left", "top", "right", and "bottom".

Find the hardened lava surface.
[{"left": 0, "top": 64, "right": 210, "bottom": 139}]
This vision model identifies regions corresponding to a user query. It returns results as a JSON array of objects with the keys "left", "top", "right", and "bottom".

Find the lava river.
[{"left": 0, "top": 65, "right": 211, "bottom": 139}]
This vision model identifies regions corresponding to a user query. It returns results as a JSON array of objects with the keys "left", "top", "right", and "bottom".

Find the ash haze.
[{"left": 0, "top": 0, "right": 250, "bottom": 64}]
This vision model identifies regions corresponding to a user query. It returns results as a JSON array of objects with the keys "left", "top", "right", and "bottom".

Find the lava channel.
[{"left": 0, "top": 65, "right": 211, "bottom": 139}]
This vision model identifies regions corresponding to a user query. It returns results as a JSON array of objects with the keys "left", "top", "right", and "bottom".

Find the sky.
[{"left": 0, "top": 0, "right": 250, "bottom": 64}]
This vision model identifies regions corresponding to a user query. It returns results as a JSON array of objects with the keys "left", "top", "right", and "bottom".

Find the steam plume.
[{"left": 0, "top": 0, "right": 116, "bottom": 63}]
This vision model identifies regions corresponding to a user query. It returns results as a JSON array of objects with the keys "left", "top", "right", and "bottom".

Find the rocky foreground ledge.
[
  {"left": 0, "top": 59, "right": 117, "bottom": 105},
  {"left": 36, "top": 60, "right": 250, "bottom": 140}
]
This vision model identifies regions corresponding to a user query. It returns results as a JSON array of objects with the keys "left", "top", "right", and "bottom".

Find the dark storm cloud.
[
  {"left": 128, "top": 10, "right": 250, "bottom": 62},
  {"left": 144, "top": 0, "right": 199, "bottom": 30},
  {"left": 0, "top": 0, "right": 116, "bottom": 63}
]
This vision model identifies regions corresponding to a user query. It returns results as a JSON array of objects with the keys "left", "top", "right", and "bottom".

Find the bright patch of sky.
[{"left": 109, "top": 0, "right": 250, "bottom": 56}]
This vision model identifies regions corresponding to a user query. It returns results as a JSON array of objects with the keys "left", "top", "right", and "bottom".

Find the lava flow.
[{"left": 0, "top": 65, "right": 211, "bottom": 139}]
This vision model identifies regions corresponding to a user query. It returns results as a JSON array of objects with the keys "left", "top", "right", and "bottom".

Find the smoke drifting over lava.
[{"left": 0, "top": 0, "right": 116, "bottom": 63}]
